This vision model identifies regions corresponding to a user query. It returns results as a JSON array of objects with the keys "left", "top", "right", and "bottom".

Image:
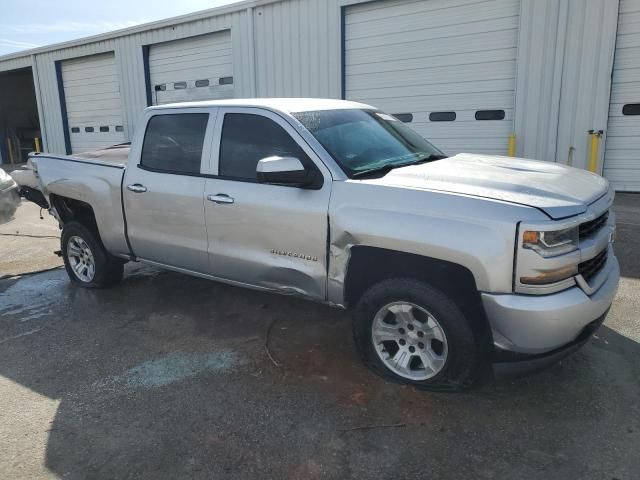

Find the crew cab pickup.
[{"left": 14, "top": 99, "right": 619, "bottom": 390}]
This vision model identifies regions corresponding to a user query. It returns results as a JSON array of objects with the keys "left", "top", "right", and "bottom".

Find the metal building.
[{"left": 0, "top": 0, "right": 638, "bottom": 191}]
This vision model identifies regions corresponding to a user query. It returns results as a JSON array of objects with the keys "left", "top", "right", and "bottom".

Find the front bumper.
[
  {"left": 492, "top": 312, "right": 607, "bottom": 379},
  {"left": 481, "top": 254, "right": 619, "bottom": 356}
]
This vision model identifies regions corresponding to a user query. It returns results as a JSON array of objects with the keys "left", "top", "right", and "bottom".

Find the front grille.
[
  {"left": 579, "top": 211, "right": 609, "bottom": 239},
  {"left": 579, "top": 248, "right": 608, "bottom": 283}
]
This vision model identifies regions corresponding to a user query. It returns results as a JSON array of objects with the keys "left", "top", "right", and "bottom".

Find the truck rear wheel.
[
  {"left": 353, "top": 278, "right": 482, "bottom": 391},
  {"left": 61, "top": 221, "right": 124, "bottom": 288}
]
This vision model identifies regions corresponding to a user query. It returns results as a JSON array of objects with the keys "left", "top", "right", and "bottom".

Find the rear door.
[
  {"left": 123, "top": 108, "right": 215, "bottom": 273},
  {"left": 203, "top": 108, "right": 332, "bottom": 300}
]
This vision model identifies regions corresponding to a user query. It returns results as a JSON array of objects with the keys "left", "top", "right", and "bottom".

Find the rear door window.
[{"left": 140, "top": 113, "right": 209, "bottom": 174}]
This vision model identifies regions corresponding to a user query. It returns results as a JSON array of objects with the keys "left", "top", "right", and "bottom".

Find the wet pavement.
[{"left": 0, "top": 195, "right": 639, "bottom": 479}]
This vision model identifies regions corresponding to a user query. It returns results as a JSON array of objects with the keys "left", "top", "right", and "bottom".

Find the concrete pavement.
[{"left": 0, "top": 195, "right": 638, "bottom": 479}]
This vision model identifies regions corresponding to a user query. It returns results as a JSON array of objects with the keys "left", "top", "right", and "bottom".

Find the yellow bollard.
[
  {"left": 34, "top": 137, "right": 41, "bottom": 153},
  {"left": 588, "top": 130, "right": 603, "bottom": 173},
  {"left": 507, "top": 134, "right": 516, "bottom": 157}
]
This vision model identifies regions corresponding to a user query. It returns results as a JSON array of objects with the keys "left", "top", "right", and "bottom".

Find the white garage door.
[
  {"left": 61, "top": 52, "right": 126, "bottom": 153},
  {"left": 604, "top": 0, "right": 640, "bottom": 192},
  {"left": 149, "top": 31, "right": 234, "bottom": 105},
  {"left": 344, "top": 0, "right": 520, "bottom": 156}
]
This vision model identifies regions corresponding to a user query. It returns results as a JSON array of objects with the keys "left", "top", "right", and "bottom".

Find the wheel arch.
[
  {"left": 50, "top": 194, "right": 99, "bottom": 232},
  {"left": 344, "top": 246, "right": 491, "bottom": 339}
]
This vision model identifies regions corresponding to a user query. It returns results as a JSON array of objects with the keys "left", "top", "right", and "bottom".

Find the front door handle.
[
  {"left": 127, "top": 184, "right": 148, "bottom": 193},
  {"left": 207, "top": 194, "right": 234, "bottom": 205}
]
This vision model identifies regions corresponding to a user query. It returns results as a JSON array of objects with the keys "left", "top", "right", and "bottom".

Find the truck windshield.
[{"left": 293, "top": 109, "right": 445, "bottom": 177}]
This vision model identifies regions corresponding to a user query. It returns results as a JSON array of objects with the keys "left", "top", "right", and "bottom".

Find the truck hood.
[{"left": 361, "top": 153, "right": 609, "bottom": 219}]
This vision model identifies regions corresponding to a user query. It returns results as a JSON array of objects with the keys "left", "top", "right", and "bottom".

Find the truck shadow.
[{"left": 0, "top": 265, "right": 639, "bottom": 479}]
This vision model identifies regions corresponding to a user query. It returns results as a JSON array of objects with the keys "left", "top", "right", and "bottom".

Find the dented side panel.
[
  {"left": 203, "top": 107, "right": 334, "bottom": 302},
  {"left": 327, "top": 181, "right": 549, "bottom": 306},
  {"left": 203, "top": 177, "right": 332, "bottom": 301},
  {"left": 26, "top": 156, "right": 129, "bottom": 255}
]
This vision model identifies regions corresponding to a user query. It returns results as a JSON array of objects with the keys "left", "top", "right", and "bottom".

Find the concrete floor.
[
  {"left": 0, "top": 196, "right": 638, "bottom": 479},
  {"left": 0, "top": 202, "right": 62, "bottom": 278}
]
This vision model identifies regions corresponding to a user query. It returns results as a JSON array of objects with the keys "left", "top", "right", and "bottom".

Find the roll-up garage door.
[
  {"left": 149, "top": 31, "right": 234, "bottom": 105},
  {"left": 344, "top": 0, "right": 520, "bottom": 156},
  {"left": 604, "top": 0, "right": 640, "bottom": 192},
  {"left": 61, "top": 52, "right": 126, "bottom": 153}
]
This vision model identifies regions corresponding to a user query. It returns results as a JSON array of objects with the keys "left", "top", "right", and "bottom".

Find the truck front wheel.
[
  {"left": 61, "top": 221, "right": 124, "bottom": 288},
  {"left": 353, "top": 279, "right": 482, "bottom": 391}
]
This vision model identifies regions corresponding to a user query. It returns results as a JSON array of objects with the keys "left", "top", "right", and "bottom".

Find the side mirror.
[{"left": 256, "top": 156, "right": 317, "bottom": 188}]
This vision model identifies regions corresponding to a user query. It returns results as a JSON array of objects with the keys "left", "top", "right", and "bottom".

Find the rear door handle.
[
  {"left": 207, "top": 194, "right": 234, "bottom": 205},
  {"left": 127, "top": 184, "right": 147, "bottom": 193}
]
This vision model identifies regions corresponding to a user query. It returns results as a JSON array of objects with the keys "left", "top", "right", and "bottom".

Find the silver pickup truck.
[{"left": 14, "top": 98, "right": 619, "bottom": 390}]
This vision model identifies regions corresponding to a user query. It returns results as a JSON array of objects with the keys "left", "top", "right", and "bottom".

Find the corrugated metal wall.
[
  {"left": 554, "top": 0, "right": 619, "bottom": 172},
  {"left": 0, "top": 0, "right": 627, "bottom": 179},
  {"left": 252, "top": 0, "right": 342, "bottom": 98},
  {"left": 514, "top": 0, "right": 567, "bottom": 162},
  {"left": 0, "top": 55, "right": 31, "bottom": 72},
  {"left": 3, "top": 0, "right": 348, "bottom": 154},
  {"left": 30, "top": 10, "right": 254, "bottom": 153},
  {"left": 515, "top": 0, "right": 620, "bottom": 172}
]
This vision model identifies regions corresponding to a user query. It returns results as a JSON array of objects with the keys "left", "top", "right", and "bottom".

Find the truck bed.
[
  {"left": 23, "top": 143, "right": 131, "bottom": 257},
  {"left": 71, "top": 143, "right": 130, "bottom": 166},
  {"left": 43, "top": 143, "right": 130, "bottom": 168}
]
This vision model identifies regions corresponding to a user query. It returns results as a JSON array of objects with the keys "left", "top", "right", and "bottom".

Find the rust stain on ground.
[
  {"left": 397, "top": 385, "right": 435, "bottom": 422},
  {"left": 300, "top": 348, "right": 328, "bottom": 375},
  {"left": 337, "top": 390, "right": 370, "bottom": 407},
  {"left": 288, "top": 460, "right": 321, "bottom": 480},
  {"left": 349, "top": 391, "right": 369, "bottom": 406}
]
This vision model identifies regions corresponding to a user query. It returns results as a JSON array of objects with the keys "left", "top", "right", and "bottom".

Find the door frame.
[{"left": 204, "top": 106, "right": 336, "bottom": 180}]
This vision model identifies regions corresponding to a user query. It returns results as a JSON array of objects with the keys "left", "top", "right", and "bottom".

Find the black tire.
[
  {"left": 353, "top": 278, "right": 482, "bottom": 392},
  {"left": 61, "top": 221, "right": 124, "bottom": 288}
]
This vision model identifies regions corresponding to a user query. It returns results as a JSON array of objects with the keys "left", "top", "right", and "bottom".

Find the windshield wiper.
[
  {"left": 351, "top": 154, "right": 448, "bottom": 178},
  {"left": 352, "top": 164, "right": 396, "bottom": 178},
  {"left": 403, "top": 153, "right": 448, "bottom": 165}
]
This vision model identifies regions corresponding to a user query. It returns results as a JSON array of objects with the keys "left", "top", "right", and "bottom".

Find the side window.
[
  {"left": 140, "top": 113, "right": 209, "bottom": 174},
  {"left": 219, "top": 113, "right": 312, "bottom": 181}
]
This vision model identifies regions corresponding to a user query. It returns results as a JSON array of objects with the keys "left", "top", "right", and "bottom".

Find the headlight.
[{"left": 522, "top": 226, "right": 578, "bottom": 257}]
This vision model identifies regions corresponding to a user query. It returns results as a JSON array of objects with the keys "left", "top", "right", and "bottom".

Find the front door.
[
  {"left": 123, "top": 109, "right": 216, "bottom": 273},
  {"left": 204, "top": 108, "right": 332, "bottom": 300}
]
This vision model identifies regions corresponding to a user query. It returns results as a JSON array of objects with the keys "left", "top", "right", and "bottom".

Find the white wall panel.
[
  {"left": 514, "top": 0, "right": 567, "bottom": 161},
  {"left": 515, "top": 0, "right": 620, "bottom": 182},
  {"left": 253, "top": 0, "right": 342, "bottom": 98},
  {"left": 555, "top": 0, "right": 619, "bottom": 171},
  {"left": 0, "top": 55, "right": 31, "bottom": 73}
]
